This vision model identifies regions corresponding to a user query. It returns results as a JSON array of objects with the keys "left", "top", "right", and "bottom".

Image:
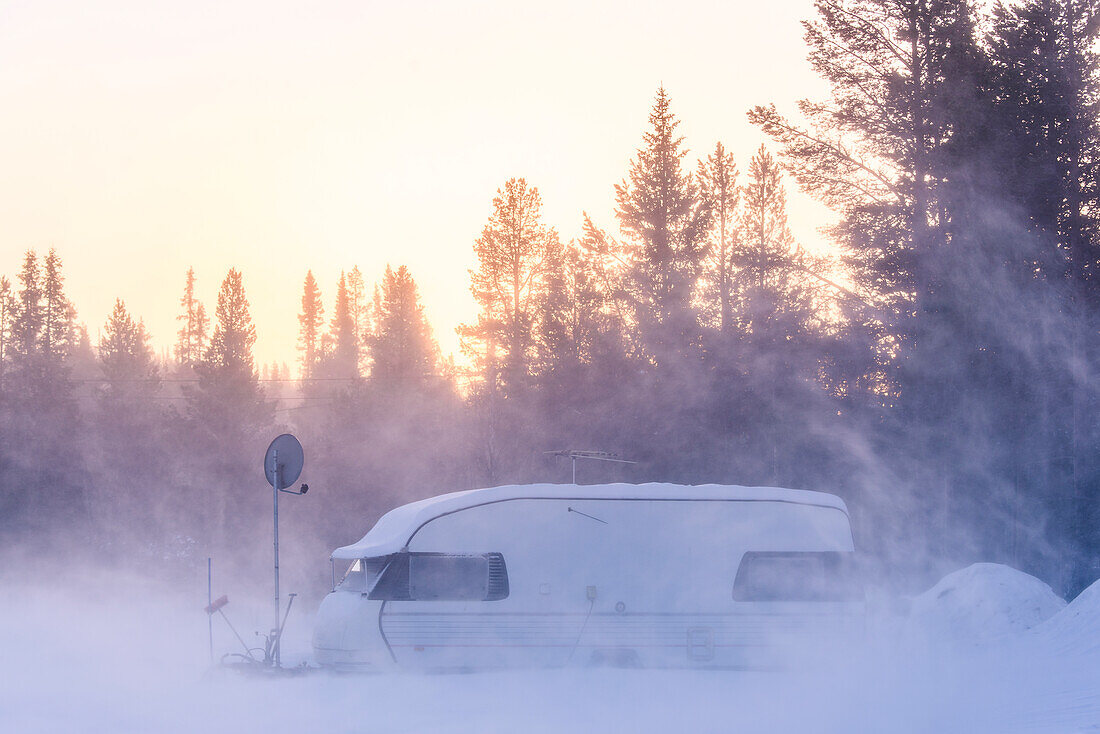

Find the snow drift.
[
  {"left": 906, "top": 563, "right": 1065, "bottom": 645},
  {"left": 1033, "top": 576, "right": 1100, "bottom": 655}
]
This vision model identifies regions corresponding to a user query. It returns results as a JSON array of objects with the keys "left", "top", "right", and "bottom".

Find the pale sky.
[{"left": 0, "top": 0, "right": 833, "bottom": 370}]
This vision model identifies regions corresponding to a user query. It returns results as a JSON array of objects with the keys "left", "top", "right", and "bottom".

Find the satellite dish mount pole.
[
  {"left": 263, "top": 432, "right": 306, "bottom": 669},
  {"left": 272, "top": 448, "right": 281, "bottom": 668}
]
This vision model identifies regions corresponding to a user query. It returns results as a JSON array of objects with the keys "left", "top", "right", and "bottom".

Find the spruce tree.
[
  {"left": 11, "top": 251, "right": 41, "bottom": 361},
  {"left": 99, "top": 299, "right": 159, "bottom": 399},
  {"left": 533, "top": 239, "right": 576, "bottom": 387},
  {"left": 188, "top": 269, "right": 271, "bottom": 443},
  {"left": 371, "top": 265, "right": 439, "bottom": 384},
  {"left": 92, "top": 301, "right": 169, "bottom": 549},
  {"left": 174, "top": 268, "right": 208, "bottom": 368},
  {"left": 328, "top": 271, "right": 359, "bottom": 379},
  {"left": 96, "top": 303, "right": 160, "bottom": 467},
  {"left": 615, "top": 87, "right": 712, "bottom": 364},
  {"left": 41, "top": 248, "right": 73, "bottom": 360},
  {"left": 205, "top": 270, "right": 257, "bottom": 372},
  {"left": 181, "top": 269, "right": 272, "bottom": 544},
  {"left": 67, "top": 321, "right": 99, "bottom": 382},
  {"left": 346, "top": 266, "right": 369, "bottom": 374},
  {"left": 2, "top": 249, "right": 81, "bottom": 532},
  {"left": 0, "top": 277, "right": 13, "bottom": 388},
  {"left": 7, "top": 249, "right": 77, "bottom": 399},
  {"left": 298, "top": 270, "right": 324, "bottom": 379}
]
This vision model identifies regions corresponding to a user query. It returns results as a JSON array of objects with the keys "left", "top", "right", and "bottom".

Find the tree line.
[{"left": 1, "top": 0, "right": 1098, "bottom": 595}]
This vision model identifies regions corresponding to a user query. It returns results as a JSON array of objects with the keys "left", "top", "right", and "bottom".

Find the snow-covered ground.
[{"left": 2, "top": 565, "right": 1099, "bottom": 734}]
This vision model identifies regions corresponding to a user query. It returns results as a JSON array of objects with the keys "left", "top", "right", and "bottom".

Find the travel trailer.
[{"left": 313, "top": 483, "right": 862, "bottom": 670}]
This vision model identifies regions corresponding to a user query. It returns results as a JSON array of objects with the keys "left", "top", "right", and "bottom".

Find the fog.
[
  {"left": 3, "top": 0, "right": 1100, "bottom": 730},
  {"left": 3, "top": 562, "right": 1098, "bottom": 734}
]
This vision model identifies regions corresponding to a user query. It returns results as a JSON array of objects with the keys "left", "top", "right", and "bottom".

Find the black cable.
[{"left": 567, "top": 597, "right": 596, "bottom": 664}]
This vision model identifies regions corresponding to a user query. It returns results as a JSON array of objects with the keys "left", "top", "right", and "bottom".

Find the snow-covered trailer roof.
[{"left": 331, "top": 482, "right": 850, "bottom": 560}]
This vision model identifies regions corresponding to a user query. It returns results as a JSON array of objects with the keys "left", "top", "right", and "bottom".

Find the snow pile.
[
  {"left": 907, "top": 563, "right": 1065, "bottom": 646},
  {"left": 1033, "top": 576, "right": 1100, "bottom": 655}
]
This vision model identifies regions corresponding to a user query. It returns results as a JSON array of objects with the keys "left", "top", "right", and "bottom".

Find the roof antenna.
[{"left": 545, "top": 450, "right": 637, "bottom": 485}]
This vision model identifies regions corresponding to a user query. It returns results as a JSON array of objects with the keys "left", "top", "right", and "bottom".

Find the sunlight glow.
[{"left": 0, "top": 0, "right": 833, "bottom": 367}]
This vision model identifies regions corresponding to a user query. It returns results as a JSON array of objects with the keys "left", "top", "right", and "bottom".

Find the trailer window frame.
[
  {"left": 365, "top": 551, "right": 509, "bottom": 602},
  {"left": 733, "top": 550, "right": 862, "bottom": 602}
]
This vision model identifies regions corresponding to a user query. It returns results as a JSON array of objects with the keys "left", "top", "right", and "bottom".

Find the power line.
[
  {"left": 63, "top": 376, "right": 363, "bottom": 384},
  {"left": 67, "top": 395, "right": 339, "bottom": 401}
]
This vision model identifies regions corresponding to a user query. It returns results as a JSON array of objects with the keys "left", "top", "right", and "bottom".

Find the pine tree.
[
  {"left": 615, "top": 86, "right": 712, "bottom": 364},
  {"left": 175, "top": 268, "right": 208, "bottom": 368},
  {"left": 728, "top": 147, "right": 822, "bottom": 483},
  {"left": 298, "top": 270, "right": 324, "bottom": 380},
  {"left": 747, "top": 0, "right": 989, "bottom": 423},
  {"left": 697, "top": 142, "right": 740, "bottom": 334},
  {"left": 530, "top": 236, "right": 623, "bottom": 405},
  {"left": 459, "top": 178, "right": 559, "bottom": 394},
  {"left": 991, "top": 0, "right": 1100, "bottom": 295},
  {"left": 989, "top": 0, "right": 1100, "bottom": 591},
  {"left": 748, "top": 0, "right": 1049, "bottom": 574},
  {"left": 748, "top": 0, "right": 982, "bottom": 326},
  {"left": 735, "top": 145, "right": 816, "bottom": 340},
  {"left": 533, "top": 239, "right": 576, "bottom": 385}
]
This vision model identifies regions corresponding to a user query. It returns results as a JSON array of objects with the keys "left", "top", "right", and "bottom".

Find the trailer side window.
[
  {"left": 338, "top": 557, "right": 391, "bottom": 593},
  {"left": 733, "top": 551, "right": 862, "bottom": 602},
  {"left": 339, "top": 559, "right": 365, "bottom": 592},
  {"left": 367, "top": 552, "right": 509, "bottom": 601}
]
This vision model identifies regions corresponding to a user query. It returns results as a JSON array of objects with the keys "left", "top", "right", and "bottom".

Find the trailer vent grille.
[{"left": 485, "top": 553, "right": 509, "bottom": 601}]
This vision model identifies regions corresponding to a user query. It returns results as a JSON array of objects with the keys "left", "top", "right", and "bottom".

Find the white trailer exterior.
[{"left": 313, "top": 483, "right": 861, "bottom": 670}]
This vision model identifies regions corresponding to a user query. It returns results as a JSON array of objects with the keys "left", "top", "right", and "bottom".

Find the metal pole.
[
  {"left": 572, "top": 456, "right": 577, "bottom": 485},
  {"left": 207, "top": 557, "right": 213, "bottom": 664},
  {"left": 273, "top": 449, "right": 280, "bottom": 668}
]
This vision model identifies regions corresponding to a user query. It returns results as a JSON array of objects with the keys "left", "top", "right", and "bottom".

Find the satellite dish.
[{"left": 265, "top": 433, "right": 304, "bottom": 488}]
